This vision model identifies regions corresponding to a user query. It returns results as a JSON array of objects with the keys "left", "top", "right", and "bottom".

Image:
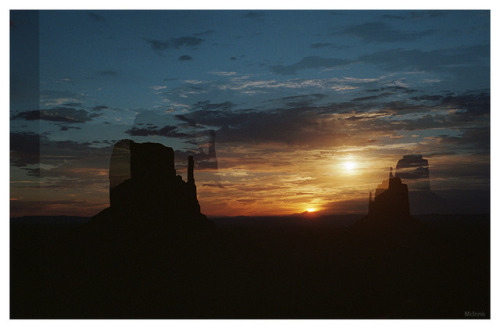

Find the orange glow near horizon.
[
  {"left": 11, "top": 141, "right": 485, "bottom": 218},
  {"left": 193, "top": 146, "right": 401, "bottom": 217}
]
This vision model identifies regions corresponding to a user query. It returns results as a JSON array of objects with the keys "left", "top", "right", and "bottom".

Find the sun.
[
  {"left": 343, "top": 160, "right": 357, "bottom": 174},
  {"left": 306, "top": 208, "right": 317, "bottom": 213}
]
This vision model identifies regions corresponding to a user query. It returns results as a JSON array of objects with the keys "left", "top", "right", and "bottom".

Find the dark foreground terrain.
[{"left": 11, "top": 213, "right": 489, "bottom": 319}]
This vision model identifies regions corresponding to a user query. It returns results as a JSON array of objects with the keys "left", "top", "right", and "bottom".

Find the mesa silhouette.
[
  {"left": 353, "top": 168, "right": 424, "bottom": 236},
  {"left": 89, "top": 139, "right": 213, "bottom": 232}
]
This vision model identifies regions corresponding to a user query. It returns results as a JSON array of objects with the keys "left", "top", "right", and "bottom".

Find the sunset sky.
[{"left": 10, "top": 10, "right": 490, "bottom": 217}]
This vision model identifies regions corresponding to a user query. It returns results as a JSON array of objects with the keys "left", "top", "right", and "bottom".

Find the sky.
[{"left": 10, "top": 10, "right": 490, "bottom": 217}]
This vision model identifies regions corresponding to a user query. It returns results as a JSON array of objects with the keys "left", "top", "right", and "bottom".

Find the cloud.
[
  {"left": 193, "top": 29, "right": 215, "bottom": 36},
  {"left": 341, "top": 22, "right": 434, "bottom": 43},
  {"left": 173, "top": 90, "right": 490, "bottom": 153},
  {"left": 187, "top": 105, "right": 350, "bottom": 147},
  {"left": 91, "top": 105, "right": 109, "bottom": 111},
  {"left": 351, "top": 92, "right": 393, "bottom": 102},
  {"left": 397, "top": 92, "right": 490, "bottom": 130},
  {"left": 276, "top": 94, "right": 327, "bottom": 108},
  {"left": 441, "top": 93, "right": 490, "bottom": 117},
  {"left": 193, "top": 100, "right": 235, "bottom": 112},
  {"left": 40, "top": 90, "right": 85, "bottom": 106},
  {"left": 310, "top": 43, "right": 344, "bottom": 49},
  {"left": 210, "top": 71, "right": 237, "bottom": 76},
  {"left": 63, "top": 102, "right": 83, "bottom": 107},
  {"left": 145, "top": 36, "right": 204, "bottom": 51},
  {"left": 12, "top": 107, "right": 94, "bottom": 123},
  {"left": 60, "top": 126, "right": 81, "bottom": 131},
  {"left": 438, "top": 127, "right": 490, "bottom": 150},
  {"left": 410, "top": 95, "right": 445, "bottom": 102},
  {"left": 270, "top": 56, "right": 352, "bottom": 75},
  {"left": 146, "top": 39, "right": 170, "bottom": 51},
  {"left": 171, "top": 36, "right": 203, "bottom": 48},
  {"left": 349, "top": 86, "right": 416, "bottom": 102},
  {"left": 174, "top": 141, "right": 219, "bottom": 170},
  {"left": 161, "top": 76, "right": 377, "bottom": 101},
  {"left": 178, "top": 55, "right": 193, "bottom": 61},
  {"left": 126, "top": 125, "right": 193, "bottom": 138},
  {"left": 10, "top": 132, "right": 113, "bottom": 169},
  {"left": 175, "top": 114, "right": 197, "bottom": 127}
]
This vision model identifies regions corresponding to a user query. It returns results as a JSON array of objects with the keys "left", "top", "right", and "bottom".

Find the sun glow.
[
  {"left": 342, "top": 160, "right": 357, "bottom": 174},
  {"left": 306, "top": 208, "right": 317, "bottom": 213}
]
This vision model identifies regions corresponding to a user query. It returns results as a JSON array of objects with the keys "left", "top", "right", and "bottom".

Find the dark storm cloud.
[
  {"left": 270, "top": 56, "right": 352, "bottom": 75},
  {"left": 126, "top": 126, "right": 193, "bottom": 138},
  {"left": 178, "top": 55, "right": 193, "bottom": 61},
  {"left": 12, "top": 107, "right": 94, "bottom": 123},
  {"left": 145, "top": 36, "right": 204, "bottom": 51},
  {"left": 341, "top": 22, "right": 434, "bottom": 43}
]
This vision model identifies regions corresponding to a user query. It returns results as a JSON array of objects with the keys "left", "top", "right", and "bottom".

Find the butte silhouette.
[
  {"left": 354, "top": 167, "right": 424, "bottom": 235},
  {"left": 87, "top": 139, "right": 214, "bottom": 235}
]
